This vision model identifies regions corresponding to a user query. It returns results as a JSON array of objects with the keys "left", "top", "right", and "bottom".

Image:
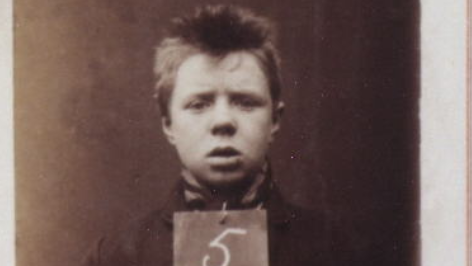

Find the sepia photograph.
[{"left": 5, "top": 0, "right": 469, "bottom": 266}]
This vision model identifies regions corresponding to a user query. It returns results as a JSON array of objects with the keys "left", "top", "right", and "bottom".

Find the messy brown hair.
[{"left": 153, "top": 5, "right": 282, "bottom": 118}]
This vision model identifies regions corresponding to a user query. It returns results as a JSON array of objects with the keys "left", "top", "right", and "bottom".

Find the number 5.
[{"left": 202, "top": 228, "right": 247, "bottom": 266}]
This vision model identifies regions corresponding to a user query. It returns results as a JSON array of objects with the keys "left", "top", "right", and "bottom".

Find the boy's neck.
[{"left": 181, "top": 164, "right": 269, "bottom": 209}]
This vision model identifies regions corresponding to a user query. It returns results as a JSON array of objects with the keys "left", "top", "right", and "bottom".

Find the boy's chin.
[{"left": 197, "top": 171, "right": 253, "bottom": 190}]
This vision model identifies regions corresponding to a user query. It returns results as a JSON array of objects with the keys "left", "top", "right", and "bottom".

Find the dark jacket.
[{"left": 83, "top": 181, "right": 350, "bottom": 266}]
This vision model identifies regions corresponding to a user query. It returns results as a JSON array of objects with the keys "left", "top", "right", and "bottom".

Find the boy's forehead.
[
  {"left": 214, "top": 52, "right": 248, "bottom": 71},
  {"left": 179, "top": 52, "right": 263, "bottom": 72},
  {"left": 175, "top": 52, "right": 268, "bottom": 87}
]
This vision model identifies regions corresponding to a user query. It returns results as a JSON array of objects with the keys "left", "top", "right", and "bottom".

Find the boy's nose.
[{"left": 211, "top": 102, "right": 237, "bottom": 136}]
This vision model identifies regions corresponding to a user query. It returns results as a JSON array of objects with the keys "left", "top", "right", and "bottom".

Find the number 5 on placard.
[{"left": 202, "top": 228, "right": 248, "bottom": 266}]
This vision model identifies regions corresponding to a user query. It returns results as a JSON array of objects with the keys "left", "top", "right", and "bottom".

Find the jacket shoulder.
[{"left": 82, "top": 209, "right": 167, "bottom": 266}]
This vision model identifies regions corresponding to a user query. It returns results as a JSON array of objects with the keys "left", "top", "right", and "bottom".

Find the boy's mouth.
[
  {"left": 207, "top": 147, "right": 241, "bottom": 157},
  {"left": 207, "top": 147, "right": 242, "bottom": 171}
]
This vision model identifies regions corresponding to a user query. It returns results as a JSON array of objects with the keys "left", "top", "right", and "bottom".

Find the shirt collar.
[
  {"left": 180, "top": 164, "right": 268, "bottom": 210},
  {"left": 160, "top": 167, "right": 292, "bottom": 226}
]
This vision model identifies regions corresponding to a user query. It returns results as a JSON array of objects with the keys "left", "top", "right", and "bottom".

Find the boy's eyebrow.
[
  {"left": 230, "top": 91, "right": 268, "bottom": 102},
  {"left": 181, "top": 89, "right": 268, "bottom": 103},
  {"left": 184, "top": 91, "right": 215, "bottom": 101},
  {"left": 197, "top": 92, "right": 215, "bottom": 99}
]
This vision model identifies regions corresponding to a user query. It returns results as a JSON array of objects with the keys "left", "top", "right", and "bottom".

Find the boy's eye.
[
  {"left": 234, "top": 97, "right": 262, "bottom": 109},
  {"left": 186, "top": 100, "right": 211, "bottom": 110}
]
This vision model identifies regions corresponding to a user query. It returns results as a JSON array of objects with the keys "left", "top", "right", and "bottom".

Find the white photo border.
[
  {"left": 1, "top": 0, "right": 471, "bottom": 265},
  {"left": 0, "top": 0, "right": 14, "bottom": 264},
  {"left": 420, "top": 0, "right": 470, "bottom": 265}
]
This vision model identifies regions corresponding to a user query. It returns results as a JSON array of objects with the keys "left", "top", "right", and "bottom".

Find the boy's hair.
[{"left": 154, "top": 4, "right": 282, "bottom": 118}]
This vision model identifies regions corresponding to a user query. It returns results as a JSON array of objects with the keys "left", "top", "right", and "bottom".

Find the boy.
[{"left": 85, "top": 5, "right": 345, "bottom": 266}]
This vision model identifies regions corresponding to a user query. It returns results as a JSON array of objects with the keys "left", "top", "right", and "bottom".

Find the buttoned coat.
[{"left": 83, "top": 181, "right": 354, "bottom": 266}]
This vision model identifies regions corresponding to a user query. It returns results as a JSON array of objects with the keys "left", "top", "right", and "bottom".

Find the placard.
[{"left": 174, "top": 209, "right": 268, "bottom": 266}]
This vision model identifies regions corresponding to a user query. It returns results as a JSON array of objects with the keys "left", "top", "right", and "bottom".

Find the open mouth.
[
  {"left": 207, "top": 147, "right": 242, "bottom": 171},
  {"left": 208, "top": 147, "right": 241, "bottom": 157}
]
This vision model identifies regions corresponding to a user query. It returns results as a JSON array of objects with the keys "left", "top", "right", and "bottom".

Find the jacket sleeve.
[
  {"left": 82, "top": 237, "right": 107, "bottom": 266},
  {"left": 81, "top": 235, "right": 135, "bottom": 266},
  {"left": 81, "top": 226, "right": 142, "bottom": 266}
]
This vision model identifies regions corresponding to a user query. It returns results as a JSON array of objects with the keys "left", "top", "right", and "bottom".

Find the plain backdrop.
[{"left": 15, "top": 1, "right": 419, "bottom": 266}]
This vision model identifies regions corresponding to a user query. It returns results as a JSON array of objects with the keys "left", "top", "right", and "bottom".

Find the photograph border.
[{"left": 1, "top": 0, "right": 471, "bottom": 265}]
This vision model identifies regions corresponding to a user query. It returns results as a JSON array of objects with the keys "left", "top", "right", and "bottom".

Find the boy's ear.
[
  {"left": 270, "top": 101, "right": 285, "bottom": 142},
  {"left": 161, "top": 116, "right": 175, "bottom": 145}
]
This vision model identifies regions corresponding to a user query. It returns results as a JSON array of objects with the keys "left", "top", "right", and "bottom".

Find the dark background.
[{"left": 15, "top": 0, "right": 419, "bottom": 266}]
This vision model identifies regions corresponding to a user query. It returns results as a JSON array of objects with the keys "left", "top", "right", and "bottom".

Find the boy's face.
[{"left": 163, "top": 51, "right": 283, "bottom": 188}]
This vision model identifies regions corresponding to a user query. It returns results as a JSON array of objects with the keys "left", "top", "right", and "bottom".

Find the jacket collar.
[
  {"left": 181, "top": 166, "right": 268, "bottom": 210},
  {"left": 160, "top": 175, "right": 293, "bottom": 227}
]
